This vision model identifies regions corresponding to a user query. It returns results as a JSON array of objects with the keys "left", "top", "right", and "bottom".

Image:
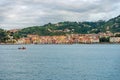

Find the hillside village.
[
  {"left": 0, "top": 15, "right": 120, "bottom": 44},
  {"left": 16, "top": 33, "right": 120, "bottom": 44},
  {"left": 3, "top": 29, "right": 120, "bottom": 44}
]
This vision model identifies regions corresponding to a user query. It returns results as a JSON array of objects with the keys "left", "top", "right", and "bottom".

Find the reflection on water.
[{"left": 0, "top": 44, "right": 120, "bottom": 80}]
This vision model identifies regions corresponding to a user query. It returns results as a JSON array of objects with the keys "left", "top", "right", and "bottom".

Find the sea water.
[{"left": 0, "top": 44, "right": 120, "bottom": 80}]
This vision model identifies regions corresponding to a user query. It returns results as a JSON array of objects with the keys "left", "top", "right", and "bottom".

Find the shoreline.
[{"left": 0, "top": 43, "right": 120, "bottom": 45}]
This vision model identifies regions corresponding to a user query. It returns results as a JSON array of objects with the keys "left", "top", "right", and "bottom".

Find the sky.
[{"left": 0, "top": 0, "right": 120, "bottom": 30}]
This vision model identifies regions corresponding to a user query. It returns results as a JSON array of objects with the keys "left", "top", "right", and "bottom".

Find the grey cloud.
[{"left": 0, "top": 0, "right": 120, "bottom": 29}]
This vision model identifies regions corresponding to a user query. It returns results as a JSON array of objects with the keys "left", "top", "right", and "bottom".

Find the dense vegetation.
[
  {"left": 14, "top": 21, "right": 105, "bottom": 38},
  {"left": 99, "top": 37, "right": 110, "bottom": 42},
  {"left": 103, "top": 15, "right": 120, "bottom": 32},
  {"left": 1, "top": 15, "right": 120, "bottom": 40},
  {"left": 14, "top": 15, "right": 120, "bottom": 38},
  {"left": 0, "top": 29, "right": 8, "bottom": 43}
]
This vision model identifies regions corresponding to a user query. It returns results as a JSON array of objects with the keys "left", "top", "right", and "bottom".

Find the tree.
[
  {"left": 0, "top": 29, "right": 8, "bottom": 43},
  {"left": 99, "top": 37, "right": 110, "bottom": 42}
]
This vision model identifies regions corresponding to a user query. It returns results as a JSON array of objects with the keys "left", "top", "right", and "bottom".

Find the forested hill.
[
  {"left": 103, "top": 15, "right": 120, "bottom": 32},
  {"left": 14, "top": 15, "right": 119, "bottom": 37},
  {"left": 1, "top": 15, "right": 120, "bottom": 39}
]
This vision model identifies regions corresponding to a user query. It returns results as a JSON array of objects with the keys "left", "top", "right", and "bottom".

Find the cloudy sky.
[{"left": 0, "top": 0, "right": 120, "bottom": 29}]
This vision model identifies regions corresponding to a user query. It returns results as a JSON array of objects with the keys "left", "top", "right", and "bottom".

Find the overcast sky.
[{"left": 0, "top": 0, "right": 120, "bottom": 29}]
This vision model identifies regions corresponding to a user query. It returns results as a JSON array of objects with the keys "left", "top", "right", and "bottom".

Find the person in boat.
[{"left": 18, "top": 46, "right": 26, "bottom": 49}]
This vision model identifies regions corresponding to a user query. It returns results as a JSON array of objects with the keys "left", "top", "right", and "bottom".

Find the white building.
[{"left": 110, "top": 37, "right": 120, "bottom": 43}]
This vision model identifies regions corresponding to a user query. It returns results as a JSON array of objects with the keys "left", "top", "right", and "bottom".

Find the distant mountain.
[{"left": 12, "top": 15, "right": 120, "bottom": 38}]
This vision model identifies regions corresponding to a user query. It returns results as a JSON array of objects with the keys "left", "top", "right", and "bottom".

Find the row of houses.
[
  {"left": 17, "top": 34, "right": 120, "bottom": 44},
  {"left": 6, "top": 33, "right": 120, "bottom": 44},
  {"left": 16, "top": 34, "right": 100, "bottom": 44}
]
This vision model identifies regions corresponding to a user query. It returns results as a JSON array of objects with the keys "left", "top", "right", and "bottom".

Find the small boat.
[{"left": 18, "top": 47, "right": 26, "bottom": 50}]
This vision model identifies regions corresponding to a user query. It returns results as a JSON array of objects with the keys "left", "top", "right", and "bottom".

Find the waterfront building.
[{"left": 110, "top": 37, "right": 120, "bottom": 43}]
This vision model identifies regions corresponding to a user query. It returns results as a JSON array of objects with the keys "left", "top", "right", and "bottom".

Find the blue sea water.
[{"left": 0, "top": 44, "right": 120, "bottom": 80}]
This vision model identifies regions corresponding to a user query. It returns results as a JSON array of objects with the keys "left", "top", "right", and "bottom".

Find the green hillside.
[
  {"left": 3, "top": 15, "right": 120, "bottom": 39},
  {"left": 103, "top": 15, "right": 120, "bottom": 32}
]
